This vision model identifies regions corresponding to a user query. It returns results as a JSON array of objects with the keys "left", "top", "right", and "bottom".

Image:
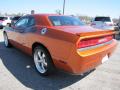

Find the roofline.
[{"left": 23, "top": 14, "right": 72, "bottom": 17}]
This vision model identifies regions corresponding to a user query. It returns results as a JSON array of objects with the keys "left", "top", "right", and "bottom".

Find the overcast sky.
[{"left": 0, "top": 0, "right": 119, "bottom": 18}]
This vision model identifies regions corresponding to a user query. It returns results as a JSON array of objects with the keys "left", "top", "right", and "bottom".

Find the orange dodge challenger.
[{"left": 3, "top": 14, "right": 117, "bottom": 76}]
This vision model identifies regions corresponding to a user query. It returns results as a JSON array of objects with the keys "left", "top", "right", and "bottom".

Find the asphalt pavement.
[{"left": 0, "top": 30, "right": 120, "bottom": 90}]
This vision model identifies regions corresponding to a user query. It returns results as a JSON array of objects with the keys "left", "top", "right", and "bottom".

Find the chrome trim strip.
[{"left": 78, "top": 40, "right": 113, "bottom": 51}]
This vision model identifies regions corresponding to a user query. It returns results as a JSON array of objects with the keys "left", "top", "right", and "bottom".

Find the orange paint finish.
[
  {"left": 5, "top": 14, "right": 117, "bottom": 75},
  {"left": 67, "top": 40, "right": 117, "bottom": 74}
]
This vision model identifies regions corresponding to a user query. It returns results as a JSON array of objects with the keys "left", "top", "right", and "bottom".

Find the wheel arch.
[
  {"left": 32, "top": 42, "right": 51, "bottom": 57},
  {"left": 32, "top": 42, "right": 55, "bottom": 67}
]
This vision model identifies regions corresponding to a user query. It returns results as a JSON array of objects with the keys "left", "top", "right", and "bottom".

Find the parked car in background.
[
  {"left": 3, "top": 14, "right": 117, "bottom": 76},
  {"left": 0, "top": 17, "right": 5, "bottom": 29},
  {"left": 0, "top": 16, "right": 12, "bottom": 29},
  {"left": 91, "top": 16, "right": 116, "bottom": 30},
  {"left": 2, "top": 16, "right": 12, "bottom": 26},
  {"left": 11, "top": 16, "right": 21, "bottom": 25},
  {"left": 117, "top": 19, "right": 120, "bottom": 30},
  {"left": 115, "top": 19, "right": 120, "bottom": 38}
]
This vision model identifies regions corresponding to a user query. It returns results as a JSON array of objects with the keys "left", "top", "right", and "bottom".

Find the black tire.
[
  {"left": 33, "top": 46, "right": 55, "bottom": 76},
  {"left": 3, "top": 32, "right": 11, "bottom": 47}
]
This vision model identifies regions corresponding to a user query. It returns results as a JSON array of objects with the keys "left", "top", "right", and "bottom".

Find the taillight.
[
  {"left": 109, "top": 24, "right": 113, "bottom": 26},
  {"left": 106, "top": 23, "right": 113, "bottom": 26},
  {"left": 76, "top": 35, "right": 113, "bottom": 48},
  {"left": 0, "top": 20, "right": 3, "bottom": 22}
]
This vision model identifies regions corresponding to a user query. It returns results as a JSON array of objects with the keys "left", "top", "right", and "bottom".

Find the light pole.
[{"left": 63, "top": 0, "right": 66, "bottom": 15}]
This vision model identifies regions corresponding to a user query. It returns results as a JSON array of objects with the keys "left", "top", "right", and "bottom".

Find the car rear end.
[
  {"left": 2, "top": 17, "right": 12, "bottom": 26},
  {"left": 46, "top": 15, "right": 117, "bottom": 74},
  {"left": 91, "top": 17, "right": 115, "bottom": 30},
  {"left": 67, "top": 30, "right": 117, "bottom": 74}
]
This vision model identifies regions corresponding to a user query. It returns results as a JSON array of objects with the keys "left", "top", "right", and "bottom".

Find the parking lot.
[{"left": 0, "top": 30, "right": 120, "bottom": 90}]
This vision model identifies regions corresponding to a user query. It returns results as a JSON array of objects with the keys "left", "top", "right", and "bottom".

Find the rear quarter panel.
[{"left": 24, "top": 26, "right": 79, "bottom": 68}]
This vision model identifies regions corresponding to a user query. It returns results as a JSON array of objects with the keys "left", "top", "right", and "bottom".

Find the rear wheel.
[
  {"left": 3, "top": 33, "right": 11, "bottom": 47},
  {"left": 33, "top": 46, "right": 55, "bottom": 76}
]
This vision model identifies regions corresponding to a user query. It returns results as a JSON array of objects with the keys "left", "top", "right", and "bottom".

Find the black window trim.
[
  {"left": 27, "top": 16, "right": 36, "bottom": 27},
  {"left": 14, "top": 16, "right": 35, "bottom": 27}
]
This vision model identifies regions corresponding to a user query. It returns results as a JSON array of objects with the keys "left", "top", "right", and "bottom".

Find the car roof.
[
  {"left": 22, "top": 14, "right": 73, "bottom": 26},
  {"left": 95, "top": 16, "right": 111, "bottom": 18},
  {"left": 24, "top": 14, "right": 60, "bottom": 26},
  {"left": 33, "top": 14, "right": 63, "bottom": 16},
  {"left": 24, "top": 14, "right": 69, "bottom": 18}
]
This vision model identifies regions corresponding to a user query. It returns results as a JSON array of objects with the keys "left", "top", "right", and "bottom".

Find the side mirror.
[{"left": 11, "top": 22, "right": 15, "bottom": 27}]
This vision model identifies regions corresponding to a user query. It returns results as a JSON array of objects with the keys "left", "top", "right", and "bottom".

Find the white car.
[
  {"left": 91, "top": 16, "right": 116, "bottom": 30},
  {"left": 2, "top": 16, "right": 12, "bottom": 26},
  {"left": 0, "top": 17, "right": 5, "bottom": 29},
  {"left": 0, "top": 16, "right": 12, "bottom": 29}
]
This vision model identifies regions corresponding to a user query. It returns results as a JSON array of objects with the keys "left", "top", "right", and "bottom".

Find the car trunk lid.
[
  {"left": 76, "top": 30, "right": 115, "bottom": 40},
  {"left": 76, "top": 30, "right": 115, "bottom": 49}
]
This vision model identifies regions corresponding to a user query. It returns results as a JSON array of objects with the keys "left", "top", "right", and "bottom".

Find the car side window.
[
  {"left": 27, "top": 17, "right": 35, "bottom": 26},
  {"left": 15, "top": 18, "right": 29, "bottom": 28}
]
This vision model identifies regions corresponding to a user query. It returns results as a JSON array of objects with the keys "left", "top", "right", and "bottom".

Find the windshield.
[
  {"left": 49, "top": 16, "right": 85, "bottom": 26},
  {"left": 95, "top": 17, "right": 111, "bottom": 22}
]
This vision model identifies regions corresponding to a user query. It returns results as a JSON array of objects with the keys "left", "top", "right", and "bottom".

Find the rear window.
[
  {"left": 0, "top": 17, "right": 5, "bottom": 20},
  {"left": 95, "top": 17, "right": 111, "bottom": 22},
  {"left": 4, "top": 17, "right": 8, "bottom": 20},
  {"left": 49, "top": 16, "right": 85, "bottom": 26}
]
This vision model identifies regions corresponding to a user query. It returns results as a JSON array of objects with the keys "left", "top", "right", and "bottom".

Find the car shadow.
[{"left": 0, "top": 41, "right": 94, "bottom": 90}]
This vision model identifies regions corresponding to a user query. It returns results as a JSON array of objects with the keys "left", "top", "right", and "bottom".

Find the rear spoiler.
[{"left": 76, "top": 30, "right": 115, "bottom": 40}]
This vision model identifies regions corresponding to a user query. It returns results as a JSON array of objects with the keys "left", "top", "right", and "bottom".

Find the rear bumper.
[{"left": 64, "top": 39, "right": 117, "bottom": 74}]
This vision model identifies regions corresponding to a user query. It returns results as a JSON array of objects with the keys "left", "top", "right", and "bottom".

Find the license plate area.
[{"left": 102, "top": 55, "right": 109, "bottom": 63}]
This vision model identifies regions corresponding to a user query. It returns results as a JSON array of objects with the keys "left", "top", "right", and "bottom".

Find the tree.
[
  {"left": 77, "top": 15, "right": 93, "bottom": 24},
  {"left": 55, "top": 9, "right": 62, "bottom": 15}
]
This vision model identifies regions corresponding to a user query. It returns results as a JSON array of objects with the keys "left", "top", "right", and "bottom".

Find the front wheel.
[
  {"left": 3, "top": 33, "right": 11, "bottom": 47},
  {"left": 33, "top": 46, "right": 55, "bottom": 76}
]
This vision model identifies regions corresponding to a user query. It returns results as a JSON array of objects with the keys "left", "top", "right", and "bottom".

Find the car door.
[
  {"left": 18, "top": 16, "right": 37, "bottom": 54},
  {"left": 12, "top": 17, "right": 29, "bottom": 50}
]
